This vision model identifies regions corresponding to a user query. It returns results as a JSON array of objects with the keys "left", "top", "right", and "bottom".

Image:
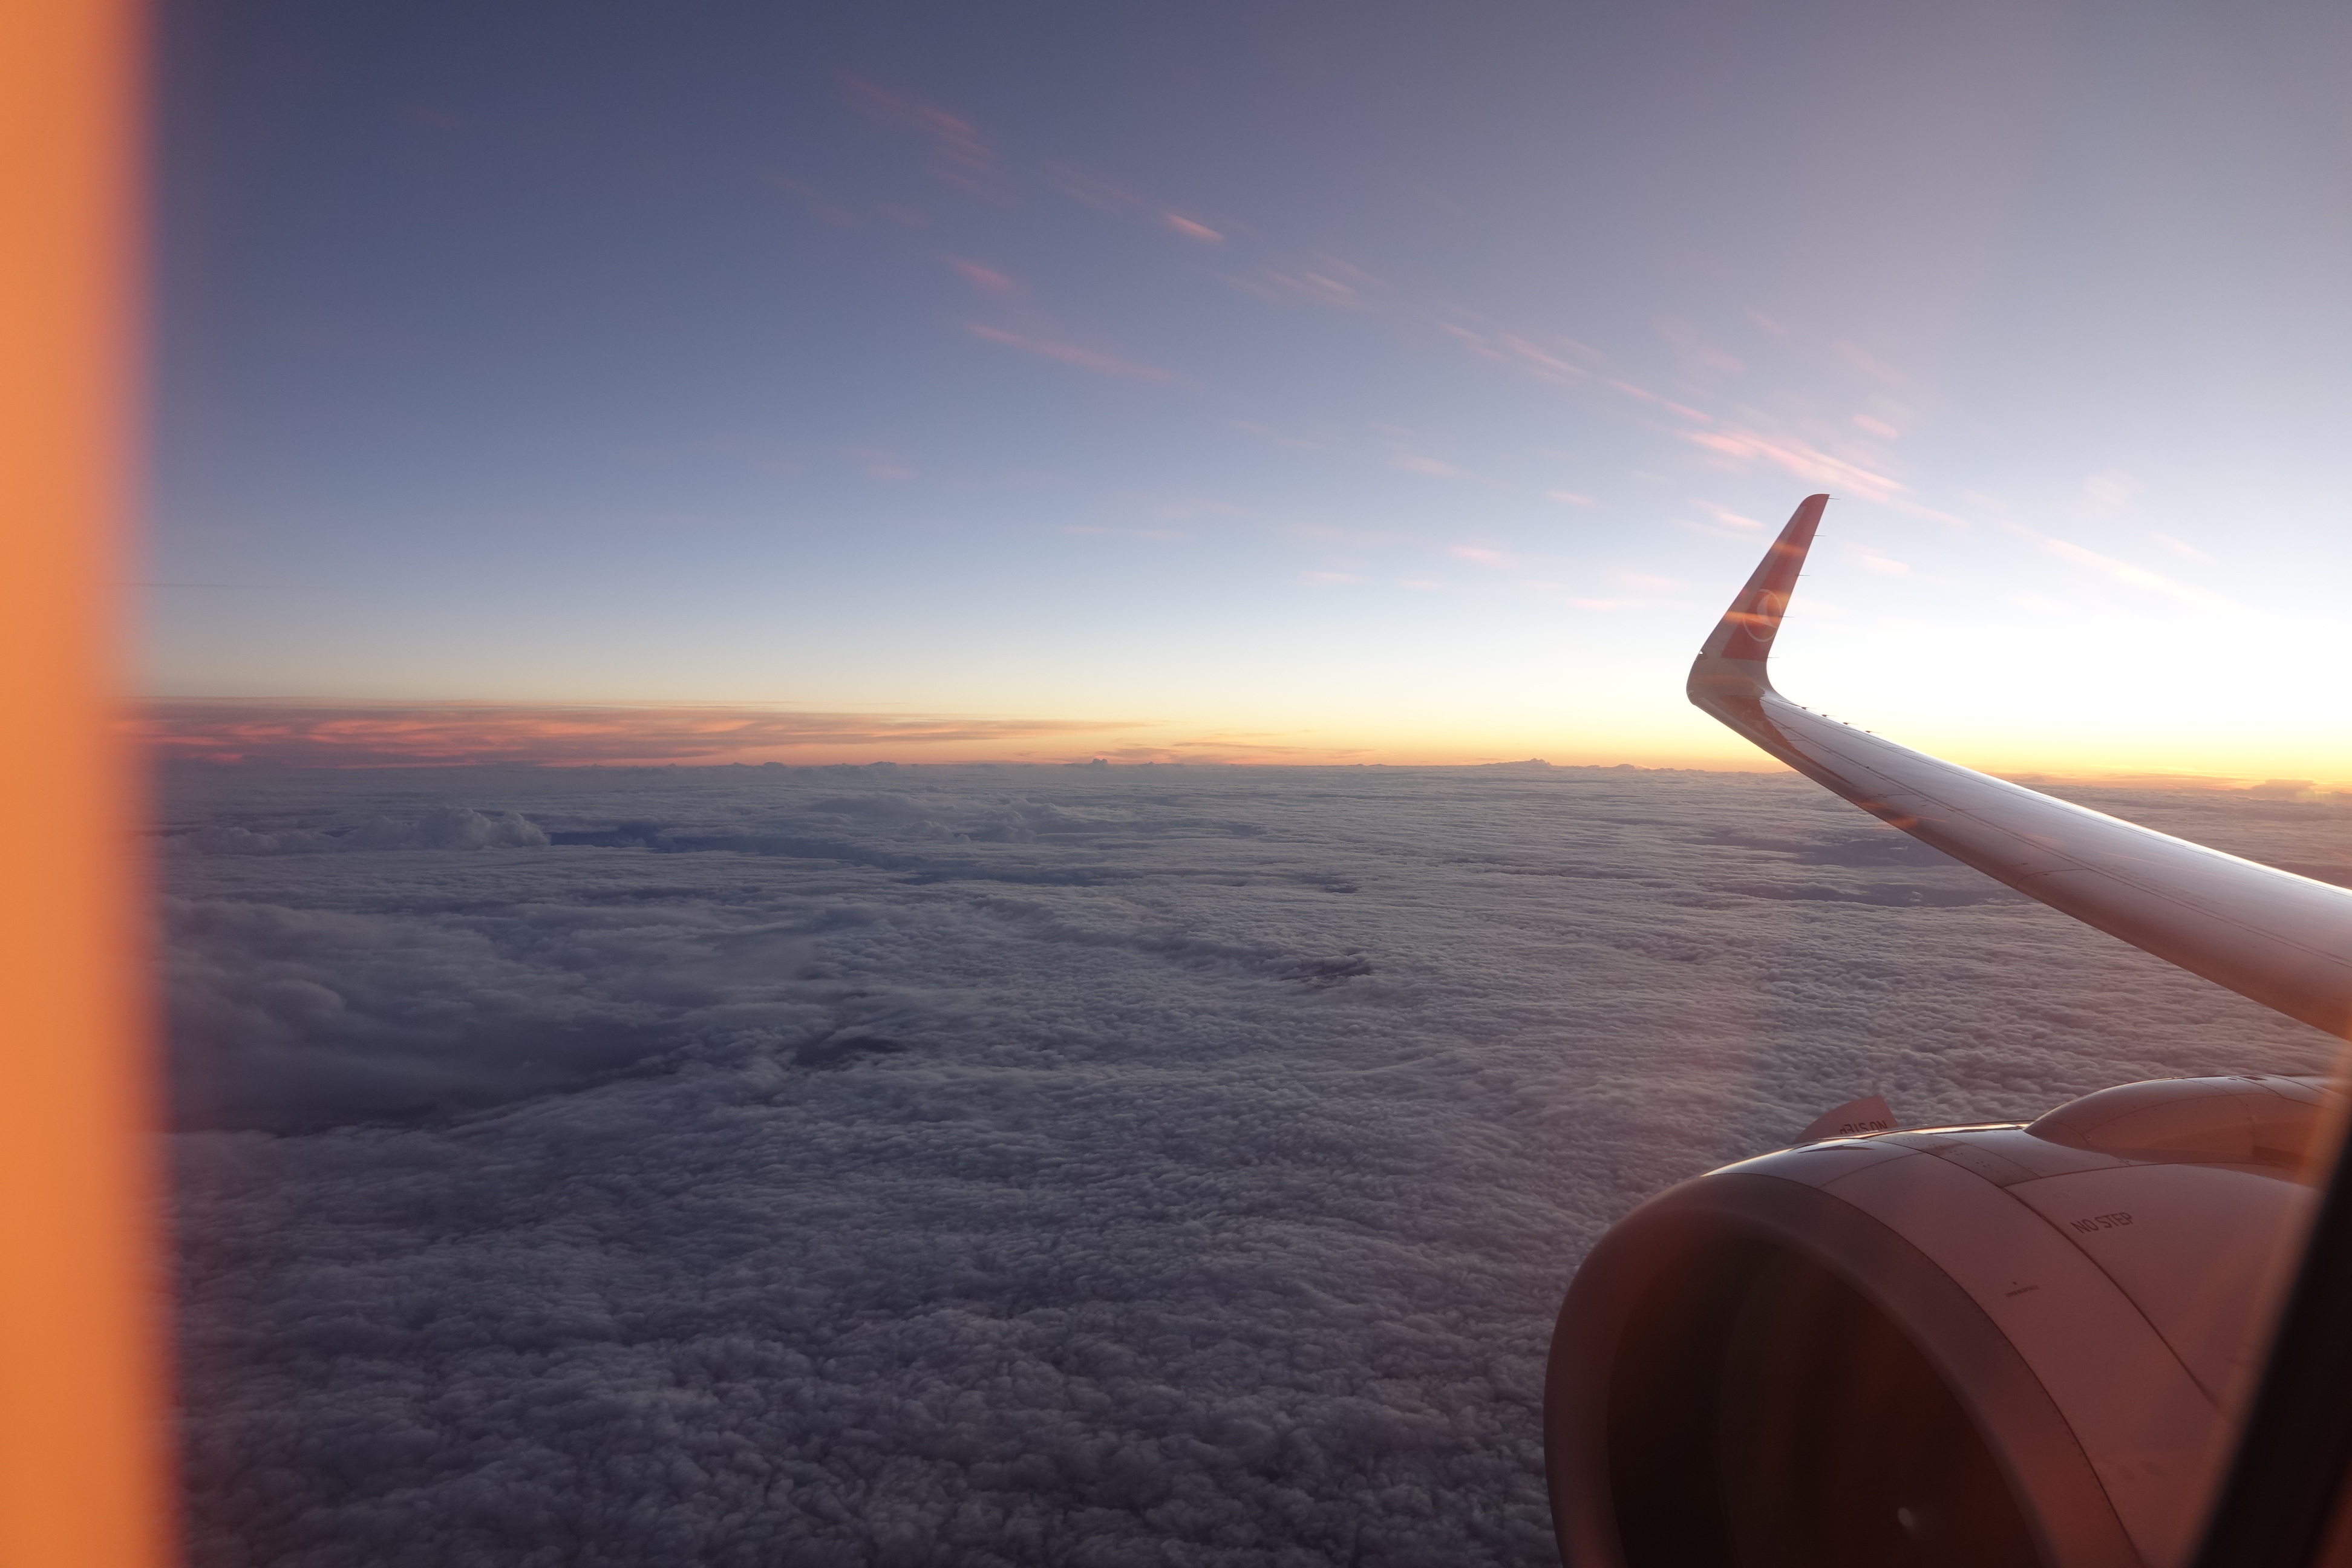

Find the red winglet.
[{"left": 1690, "top": 492, "right": 1828, "bottom": 675}]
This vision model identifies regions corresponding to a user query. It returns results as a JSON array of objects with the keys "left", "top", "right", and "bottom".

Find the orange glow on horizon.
[
  {"left": 134, "top": 699, "right": 2352, "bottom": 791},
  {"left": 140, "top": 697, "right": 1809, "bottom": 769}
]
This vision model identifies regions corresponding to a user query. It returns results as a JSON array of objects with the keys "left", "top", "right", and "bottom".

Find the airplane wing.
[{"left": 1688, "top": 495, "right": 2352, "bottom": 1040}]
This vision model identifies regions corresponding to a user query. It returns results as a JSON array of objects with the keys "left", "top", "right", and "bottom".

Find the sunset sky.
[{"left": 150, "top": 1, "right": 2352, "bottom": 776}]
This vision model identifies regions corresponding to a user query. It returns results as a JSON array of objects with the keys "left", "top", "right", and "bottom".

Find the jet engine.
[{"left": 1543, "top": 1076, "right": 2330, "bottom": 1567}]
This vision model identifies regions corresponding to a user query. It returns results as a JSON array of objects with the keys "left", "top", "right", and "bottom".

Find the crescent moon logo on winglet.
[{"left": 1688, "top": 495, "right": 1828, "bottom": 674}]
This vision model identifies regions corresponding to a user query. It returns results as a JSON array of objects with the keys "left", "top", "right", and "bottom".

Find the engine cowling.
[{"left": 1543, "top": 1074, "right": 2333, "bottom": 1568}]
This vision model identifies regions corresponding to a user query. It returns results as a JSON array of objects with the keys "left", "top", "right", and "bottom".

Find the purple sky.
[{"left": 150, "top": 1, "right": 2352, "bottom": 774}]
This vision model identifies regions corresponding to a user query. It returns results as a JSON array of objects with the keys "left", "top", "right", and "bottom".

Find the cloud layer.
[{"left": 165, "top": 765, "right": 2348, "bottom": 1564}]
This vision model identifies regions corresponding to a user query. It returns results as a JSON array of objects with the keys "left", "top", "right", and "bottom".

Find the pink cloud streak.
[
  {"left": 841, "top": 75, "right": 998, "bottom": 193},
  {"left": 967, "top": 325, "right": 1172, "bottom": 383},
  {"left": 2039, "top": 537, "right": 2236, "bottom": 612},
  {"left": 945, "top": 256, "right": 1019, "bottom": 295},
  {"left": 1682, "top": 425, "right": 1903, "bottom": 500}
]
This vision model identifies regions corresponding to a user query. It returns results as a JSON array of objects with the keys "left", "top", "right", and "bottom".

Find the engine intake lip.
[{"left": 1544, "top": 1171, "right": 2144, "bottom": 1568}]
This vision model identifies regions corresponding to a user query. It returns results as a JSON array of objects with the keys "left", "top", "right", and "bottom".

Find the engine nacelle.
[{"left": 1544, "top": 1075, "right": 2333, "bottom": 1568}]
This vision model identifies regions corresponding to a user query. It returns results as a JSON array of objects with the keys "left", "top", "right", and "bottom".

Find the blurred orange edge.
[{"left": 0, "top": 0, "right": 174, "bottom": 1564}]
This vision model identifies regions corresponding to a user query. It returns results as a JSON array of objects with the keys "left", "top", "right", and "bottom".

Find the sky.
[{"left": 149, "top": 0, "right": 2352, "bottom": 777}]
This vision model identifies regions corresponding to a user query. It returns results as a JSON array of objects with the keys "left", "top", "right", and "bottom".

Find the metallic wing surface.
[{"left": 1688, "top": 494, "right": 2352, "bottom": 1040}]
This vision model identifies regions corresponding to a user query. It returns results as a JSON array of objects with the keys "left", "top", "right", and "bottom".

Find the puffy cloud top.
[
  {"left": 188, "top": 806, "right": 550, "bottom": 855},
  {"left": 165, "top": 763, "right": 2348, "bottom": 1564}
]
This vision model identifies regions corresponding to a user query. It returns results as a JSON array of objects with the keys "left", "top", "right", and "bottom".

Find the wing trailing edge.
[{"left": 1689, "top": 496, "right": 2352, "bottom": 1040}]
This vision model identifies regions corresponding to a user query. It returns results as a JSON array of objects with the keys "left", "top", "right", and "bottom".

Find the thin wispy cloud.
[
  {"left": 1501, "top": 335, "right": 1589, "bottom": 382},
  {"left": 1684, "top": 425, "right": 1903, "bottom": 500},
  {"left": 1830, "top": 339, "right": 1908, "bottom": 388},
  {"left": 1131, "top": 494, "right": 1246, "bottom": 522},
  {"left": 1224, "top": 255, "right": 1390, "bottom": 311},
  {"left": 944, "top": 256, "right": 1019, "bottom": 295},
  {"left": 765, "top": 174, "right": 867, "bottom": 230},
  {"left": 1040, "top": 162, "right": 1143, "bottom": 212},
  {"left": 1441, "top": 323, "right": 1508, "bottom": 361},
  {"left": 2039, "top": 535, "right": 2236, "bottom": 612},
  {"left": 2082, "top": 469, "right": 2144, "bottom": 506},
  {"left": 848, "top": 446, "right": 914, "bottom": 480},
  {"left": 1439, "top": 312, "right": 1598, "bottom": 384},
  {"left": 1448, "top": 546, "right": 1515, "bottom": 569},
  {"left": 841, "top": 74, "right": 999, "bottom": 194},
  {"left": 1883, "top": 497, "right": 1976, "bottom": 529},
  {"left": 1653, "top": 316, "right": 1745, "bottom": 377},
  {"left": 967, "top": 325, "right": 1172, "bottom": 383},
  {"left": 1288, "top": 520, "right": 1396, "bottom": 548},
  {"left": 1064, "top": 524, "right": 1186, "bottom": 541},
  {"left": 1606, "top": 379, "right": 1712, "bottom": 423},
  {"left": 1230, "top": 420, "right": 1332, "bottom": 451}
]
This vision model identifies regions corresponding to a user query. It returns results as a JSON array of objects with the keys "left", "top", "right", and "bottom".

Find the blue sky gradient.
[{"left": 150, "top": 1, "right": 2352, "bottom": 773}]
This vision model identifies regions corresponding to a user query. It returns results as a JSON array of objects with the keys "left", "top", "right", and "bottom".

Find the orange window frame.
[{"left": 0, "top": 0, "right": 173, "bottom": 1563}]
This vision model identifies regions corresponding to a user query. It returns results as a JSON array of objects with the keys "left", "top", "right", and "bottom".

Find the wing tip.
[{"left": 1688, "top": 493, "right": 1831, "bottom": 698}]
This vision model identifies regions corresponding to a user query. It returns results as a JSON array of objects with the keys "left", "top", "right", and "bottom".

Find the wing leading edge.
[{"left": 1689, "top": 495, "right": 2352, "bottom": 1040}]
